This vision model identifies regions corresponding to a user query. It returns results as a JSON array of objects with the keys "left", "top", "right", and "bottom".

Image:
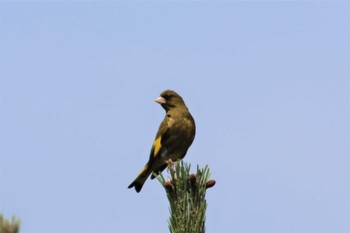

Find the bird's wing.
[{"left": 149, "top": 116, "right": 171, "bottom": 161}]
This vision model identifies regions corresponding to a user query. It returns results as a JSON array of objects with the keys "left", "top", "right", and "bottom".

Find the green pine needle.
[
  {"left": 0, "top": 214, "right": 20, "bottom": 233},
  {"left": 157, "top": 161, "right": 213, "bottom": 233}
]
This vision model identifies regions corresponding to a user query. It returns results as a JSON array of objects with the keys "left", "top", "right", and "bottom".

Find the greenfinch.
[{"left": 128, "top": 90, "right": 196, "bottom": 193}]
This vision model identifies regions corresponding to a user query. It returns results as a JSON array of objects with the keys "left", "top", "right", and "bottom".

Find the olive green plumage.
[{"left": 128, "top": 90, "right": 196, "bottom": 193}]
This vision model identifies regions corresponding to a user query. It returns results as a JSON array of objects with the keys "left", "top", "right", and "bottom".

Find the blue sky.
[{"left": 1, "top": 2, "right": 349, "bottom": 233}]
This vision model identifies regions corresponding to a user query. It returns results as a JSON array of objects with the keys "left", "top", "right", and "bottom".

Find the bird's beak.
[{"left": 155, "top": 96, "right": 166, "bottom": 104}]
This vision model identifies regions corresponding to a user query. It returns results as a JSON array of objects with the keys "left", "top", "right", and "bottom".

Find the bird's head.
[{"left": 155, "top": 90, "right": 187, "bottom": 111}]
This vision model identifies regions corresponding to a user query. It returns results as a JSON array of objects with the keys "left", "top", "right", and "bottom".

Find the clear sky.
[{"left": 1, "top": 2, "right": 349, "bottom": 233}]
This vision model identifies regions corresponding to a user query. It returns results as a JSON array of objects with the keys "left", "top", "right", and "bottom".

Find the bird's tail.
[{"left": 128, "top": 164, "right": 152, "bottom": 193}]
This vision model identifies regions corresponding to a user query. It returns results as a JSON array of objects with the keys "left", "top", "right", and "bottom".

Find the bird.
[{"left": 128, "top": 90, "right": 196, "bottom": 193}]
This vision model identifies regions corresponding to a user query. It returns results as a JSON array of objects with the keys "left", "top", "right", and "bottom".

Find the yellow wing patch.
[{"left": 152, "top": 136, "right": 162, "bottom": 157}]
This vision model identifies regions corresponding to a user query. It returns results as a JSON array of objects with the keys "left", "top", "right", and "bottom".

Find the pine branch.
[
  {"left": 157, "top": 160, "right": 216, "bottom": 233},
  {"left": 0, "top": 214, "right": 20, "bottom": 233}
]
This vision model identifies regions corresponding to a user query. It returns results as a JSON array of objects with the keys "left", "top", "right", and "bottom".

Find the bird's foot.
[
  {"left": 165, "top": 159, "right": 177, "bottom": 179},
  {"left": 165, "top": 158, "right": 175, "bottom": 166}
]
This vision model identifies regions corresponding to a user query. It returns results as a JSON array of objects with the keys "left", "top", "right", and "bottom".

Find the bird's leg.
[
  {"left": 165, "top": 159, "right": 177, "bottom": 180},
  {"left": 165, "top": 158, "right": 175, "bottom": 166},
  {"left": 166, "top": 159, "right": 175, "bottom": 172}
]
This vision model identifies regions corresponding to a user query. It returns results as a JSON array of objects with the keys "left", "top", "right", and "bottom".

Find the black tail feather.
[
  {"left": 128, "top": 180, "right": 143, "bottom": 193},
  {"left": 151, "top": 164, "right": 168, "bottom": 180}
]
